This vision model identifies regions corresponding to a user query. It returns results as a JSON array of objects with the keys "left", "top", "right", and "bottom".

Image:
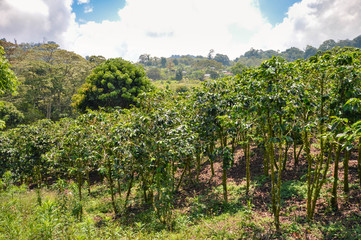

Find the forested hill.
[
  {"left": 0, "top": 41, "right": 103, "bottom": 124},
  {"left": 137, "top": 35, "right": 361, "bottom": 81}
]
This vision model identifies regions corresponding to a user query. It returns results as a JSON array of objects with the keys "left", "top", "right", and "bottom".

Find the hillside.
[{"left": 1, "top": 45, "right": 361, "bottom": 239}]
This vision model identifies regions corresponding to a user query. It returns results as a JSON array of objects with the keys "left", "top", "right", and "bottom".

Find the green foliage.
[
  {"left": 175, "top": 85, "right": 189, "bottom": 93},
  {"left": 0, "top": 43, "right": 92, "bottom": 121},
  {"left": 0, "top": 119, "right": 56, "bottom": 181},
  {"left": 175, "top": 68, "right": 183, "bottom": 80},
  {"left": 0, "top": 46, "right": 19, "bottom": 128},
  {"left": 280, "top": 180, "right": 307, "bottom": 200},
  {"left": 72, "top": 58, "right": 153, "bottom": 112},
  {"left": 0, "top": 46, "right": 18, "bottom": 95},
  {"left": 214, "top": 53, "right": 230, "bottom": 66},
  {"left": 230, "top": 62, "right": 247, "bottom": 75},
  {"left": 0, "top": 101, "right": 24, "bottom": 129},
  {"left": 146, "top": 67, "right": 162, "bottom": 80}
]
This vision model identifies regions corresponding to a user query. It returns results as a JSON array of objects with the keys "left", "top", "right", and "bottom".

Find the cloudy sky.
[{"left": 1, "top": 0, "right": 361, "bottom": 61}]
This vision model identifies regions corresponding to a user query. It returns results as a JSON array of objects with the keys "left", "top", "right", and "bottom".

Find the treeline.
[
  {"left": 0, "top": 40, "right": 104, "bottom": 124},
  {"left": 1, "top": 47, "right": 361, "bottom": 231},
  {"left": 1, "top": 35, "right": 361, "bottom": 126},
  {"left": 139, "top": 35, "right": 361, "bottom": 81}
]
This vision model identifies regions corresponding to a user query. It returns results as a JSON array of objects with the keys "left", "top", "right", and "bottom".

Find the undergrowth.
[{"left": 1, "top": 177, "right": 360, "bottom": 239}]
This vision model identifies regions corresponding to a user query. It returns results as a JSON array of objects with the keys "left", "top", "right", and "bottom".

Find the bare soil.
[{"left": 175, "top": 143, "right": 361, "bottom": 238}]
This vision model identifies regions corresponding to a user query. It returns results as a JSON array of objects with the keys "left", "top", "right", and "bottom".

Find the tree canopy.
[
  {"left": 0, "top": 46, "right": 18, "bottom": 128},
  {"left": 72, "top": 58, "right": 153, "bottom": 112},
  {"left": 0, "top": 46, "right": 18, "bottom": 95}
]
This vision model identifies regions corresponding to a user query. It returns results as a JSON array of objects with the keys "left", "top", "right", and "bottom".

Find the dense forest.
[{"left": 0, "top": 36, "right": 361, "bottom": 239}]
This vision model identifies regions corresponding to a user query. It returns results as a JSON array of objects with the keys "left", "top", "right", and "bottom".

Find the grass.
[
  {"left": 153, "top": 79, "right": 201, "bottom": 92},
  {"left": 280, "top": 179, "right": 307, "bottom": 200},
  {"left": 1, "top": 173, "right": 361, "bottom": 239},
  {"left": 0, "top": 183, "right": 269, "bottom": 239}
]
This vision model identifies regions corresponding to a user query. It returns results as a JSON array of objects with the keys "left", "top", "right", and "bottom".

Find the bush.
[{"left": 72, "top": 58, "right": 153, "bottom": 112}]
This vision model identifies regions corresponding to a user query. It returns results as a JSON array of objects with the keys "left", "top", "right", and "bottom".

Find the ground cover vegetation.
[{"left": 1, "top": 38, "right": 361, "bottom": 239}]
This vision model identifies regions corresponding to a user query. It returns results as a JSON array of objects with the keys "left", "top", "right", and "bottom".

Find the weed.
[{"left": 281, "top": 180, "right": 307, "bottom": 200}]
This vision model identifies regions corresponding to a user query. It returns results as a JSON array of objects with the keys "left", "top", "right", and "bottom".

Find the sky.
[{"left": 1, "top": 0, "right": 361, "bottom": 62}]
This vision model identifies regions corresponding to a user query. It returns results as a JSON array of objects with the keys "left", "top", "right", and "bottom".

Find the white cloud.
[
  {"left": 84, "top": 5, "right": 93, "bottom": 13},
  {"left": 77, "top": 0, "right": 90, "bottom": 4},
  {"left": 1, "top": 0, "right": 361, "bottom": 61},
  {"left": 252, "top": 0, "right": 361, "bottom": 51},
  {"left": 5, "top": 0, "right": 48, "bottom": 15},
  {"left": 0, "top": 0, "right": 73, "bottom": 44},
  {"left": 64, "top": 0, "right": 270, "bottom": 61}
]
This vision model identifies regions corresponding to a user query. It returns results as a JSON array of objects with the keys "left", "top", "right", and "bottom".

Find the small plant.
[
  {"left": 188, "top": 195, "right": 208, "bottom": 220},
  {"left": 2, "top": 171, "right": 13, "bottom": 191},
  {"left": 281, "top": 180, "right": 307, "bottom": 200}
]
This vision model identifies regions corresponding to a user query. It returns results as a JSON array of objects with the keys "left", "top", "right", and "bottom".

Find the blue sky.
[
  {"left": 258, "top": 0, "right": 301, "bottom": 25},
  {"left": 1, "top": 0, "right": 361, "bottom": 61},
  {"left": 71, "top": 0, "right": 301, "bottom": 25},
  {"left": 72, "top": 0, "right": 126, "bottom": 23}
]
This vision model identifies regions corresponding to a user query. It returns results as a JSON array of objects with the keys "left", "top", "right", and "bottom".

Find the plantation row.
[{"left": 1, "top": 47, "right": 361, "bottom": 231}]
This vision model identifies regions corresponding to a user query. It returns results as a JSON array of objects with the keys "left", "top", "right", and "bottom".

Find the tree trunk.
[
  {"left": 246, "top": 142, "right": 251, "bottom": 195},
  {"left": 262, "top": 124, "right": 269, "bottom": 176},
  {"left": 196, "top": 148, "right": 201, "bottom": 182},
  {"left": 343, "top": 150, "right": 350, "bottom": 194},
  {"left": 331, "top": 145, "right": 341, "bottom": 211},
  {"left": 222, "top": 167, "right": 228, "bottom": 203},
  {"left": 282, "top": 143, "right": 289, "bottom": 170},
  {"left": 106, "top": 159, "right": 118, "bottom": 215},
  {"left": 309, "top": 143, "right": 333, "bottom": 219},
  {"left": 86, "top": 170, "right": 91, "bottom": 196},
  {"left": 358, "top": 138, "right": 361, "bottom": 187},
  {"left": 209, "top": 142, "right": 215, "bottom": 176},
  {"left": 46, "top": 98, "right": 52, "bottom": 119},
  {"left": 264, "top": 146, "right": 270, "bottom": 176},
  {"left": 175, "top": 161, "right": 188, "bottom": 192},
  {"left": 124, "top": 172, "right": 134, "bottom": 209}
]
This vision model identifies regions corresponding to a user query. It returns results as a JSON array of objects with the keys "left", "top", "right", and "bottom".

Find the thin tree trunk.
[
  {"left": 304, "top": 130, "right": 313, "bottom": 219},
  {"left": 267, "top": 115, "right": 278, "bottom": 231},
  {"left": 275, "top": 130, "right": 283, "bottom": 232},
  {"left": 46, "top": 98, "right": 52, "bottom": 119},
  {"left": 209, "top": 142, "right": 215, "bottom": 176},
  {"left": 86, "top": 170, "right": 91, "bottom": 196},
  {"left": 264, "top": 146, "right": 270, "bottom": 176},
  {"left": 246, "top": 142, "right": 251, "bottom": 196},
  {"left": 282, "top": 143, "right": 290, "bottom": 170},
  {"left": 219, "top": 127, "right": 228, "bottom": 203},
  {"left": 358, "top": 138, "right": 361, "bottom": 187},
  {"left": 294, "top": 144, "right": 303, "bottom": 166},
  {"left": 222, "top": 167, "right": 228, "bottom": 203},
  {"left": 124, "top": 172, "right": 134, "bottom": 209},
  {"left": 106, "top": 157, "right": 118, "bottom": 215},
  {"left": 262, "top": 124, "right": 269, "bottom": 176},
  {"left": 331, "top": 144, "right": 341, "bottom": 211},
  {"left": 344, "top": 150, "right": 350, "bottom": 194},
  {"left": 77, "top": 171, "right": 83, "bottom": 202},
  {"left": 196, "top": 149, "right": 201, "bottom": 182},
  {"left": 309, "top": 143, "right": 333, "bottom": 219},
  {"left": 175, "top": 161, "right": 188, "bottom": 192}
]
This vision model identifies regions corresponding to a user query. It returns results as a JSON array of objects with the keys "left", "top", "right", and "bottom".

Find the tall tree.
[
  {"left": 72, "top": 58, "right": 153, "bottom": 112},
  {"left": 319, "top": 39, "right": 336, "bottom": 51},
  {"left": 0, "top": 46, "right": 18, "bottom": 128},
  {"left": 304, "top": 45, "right": 318, "bottom": 59},
  {"left": 0, "top": 46, "right": 18, "bottom": 95},
  {"left": 214, "top": 53, "right": 230, "bottom": 66},
  {"left": 7, "top": 46, "right": 92, "bottom": 121}
]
